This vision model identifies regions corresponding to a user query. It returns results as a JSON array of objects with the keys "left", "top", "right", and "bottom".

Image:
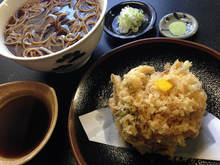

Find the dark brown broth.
[
  {"left": 4, "top": 0, "right": 101, "bottom": 57},
  {"left": 0, "top": 95, "right": 50, "bottom": 158}
]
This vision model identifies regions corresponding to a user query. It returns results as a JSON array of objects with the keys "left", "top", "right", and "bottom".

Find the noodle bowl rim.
[{"left": 1, "top": 0, "right": 107, "bottom": 61}]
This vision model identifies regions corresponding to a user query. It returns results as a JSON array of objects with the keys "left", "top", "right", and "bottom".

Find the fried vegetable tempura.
[{"left": 109, "top": 60, "right": 207, "bottom": 156}]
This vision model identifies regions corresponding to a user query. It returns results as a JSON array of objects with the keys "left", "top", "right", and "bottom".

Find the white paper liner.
[{"left": 79, "top": 108, "right": 220, "bottom": 161}]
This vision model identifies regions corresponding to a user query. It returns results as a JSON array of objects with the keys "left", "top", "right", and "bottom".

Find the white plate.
[{"left": 159, "top": 12, "right": 198, "bottom": 39}]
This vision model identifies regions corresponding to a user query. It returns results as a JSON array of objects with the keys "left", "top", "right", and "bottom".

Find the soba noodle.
[{"left": 4, "top": 0, "right": 101, "bottom": 57}]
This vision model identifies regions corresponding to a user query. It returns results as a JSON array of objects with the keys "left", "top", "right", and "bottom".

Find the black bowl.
[
  {"left": 68, "top": 38, "right": 220, "bottom": 165},
  {"left": 104, "top": 1, "right": 157, "bottom": 40}
]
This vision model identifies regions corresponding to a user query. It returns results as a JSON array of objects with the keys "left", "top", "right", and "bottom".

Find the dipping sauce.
[
  {"left": 4, "top": 0, "right": 101, "bottom": 57},
  {"left": 0, "top": 95, "right": 50, "bottom": 158}
]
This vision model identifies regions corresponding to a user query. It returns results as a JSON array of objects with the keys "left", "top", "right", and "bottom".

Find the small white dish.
[{"left": 159, "top": 12, "right": 198, "bottom": 39}]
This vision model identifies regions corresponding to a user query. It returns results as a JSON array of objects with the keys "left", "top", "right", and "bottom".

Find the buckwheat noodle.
[{"left": 4, "top": 0, "right": 101, "bottom": 57}]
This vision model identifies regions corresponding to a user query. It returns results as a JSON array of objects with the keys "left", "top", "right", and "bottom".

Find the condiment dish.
[
  {"left": 104, "top": 1, "right": 157, "bottom": 40},
  {"left": 159, "top": 12, "right": 199, "bottom": 39}
]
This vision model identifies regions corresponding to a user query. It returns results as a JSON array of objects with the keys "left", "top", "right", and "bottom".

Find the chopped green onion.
[{"left": 118, "top": 6, "right": 145, "bottom": 34}]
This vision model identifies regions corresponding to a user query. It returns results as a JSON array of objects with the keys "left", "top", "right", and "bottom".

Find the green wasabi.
[
  {"left": 169, "top": 21, "right": 187, "bottom": 36},
  {"left": 118, "top": 6, "right": 145, "bottom": 34}
]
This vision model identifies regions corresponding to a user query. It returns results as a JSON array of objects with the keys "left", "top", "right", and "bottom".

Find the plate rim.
[{"left": 68, "top": 37, "right": 220, "bottom": 165}]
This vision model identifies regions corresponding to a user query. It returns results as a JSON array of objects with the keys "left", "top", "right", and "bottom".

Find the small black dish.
[
  {"left": 68, "top": 38, "right": 220, "bottom": 165},
  {"left": 104, "top": 1, "right": 157, "bottom": 40}
]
